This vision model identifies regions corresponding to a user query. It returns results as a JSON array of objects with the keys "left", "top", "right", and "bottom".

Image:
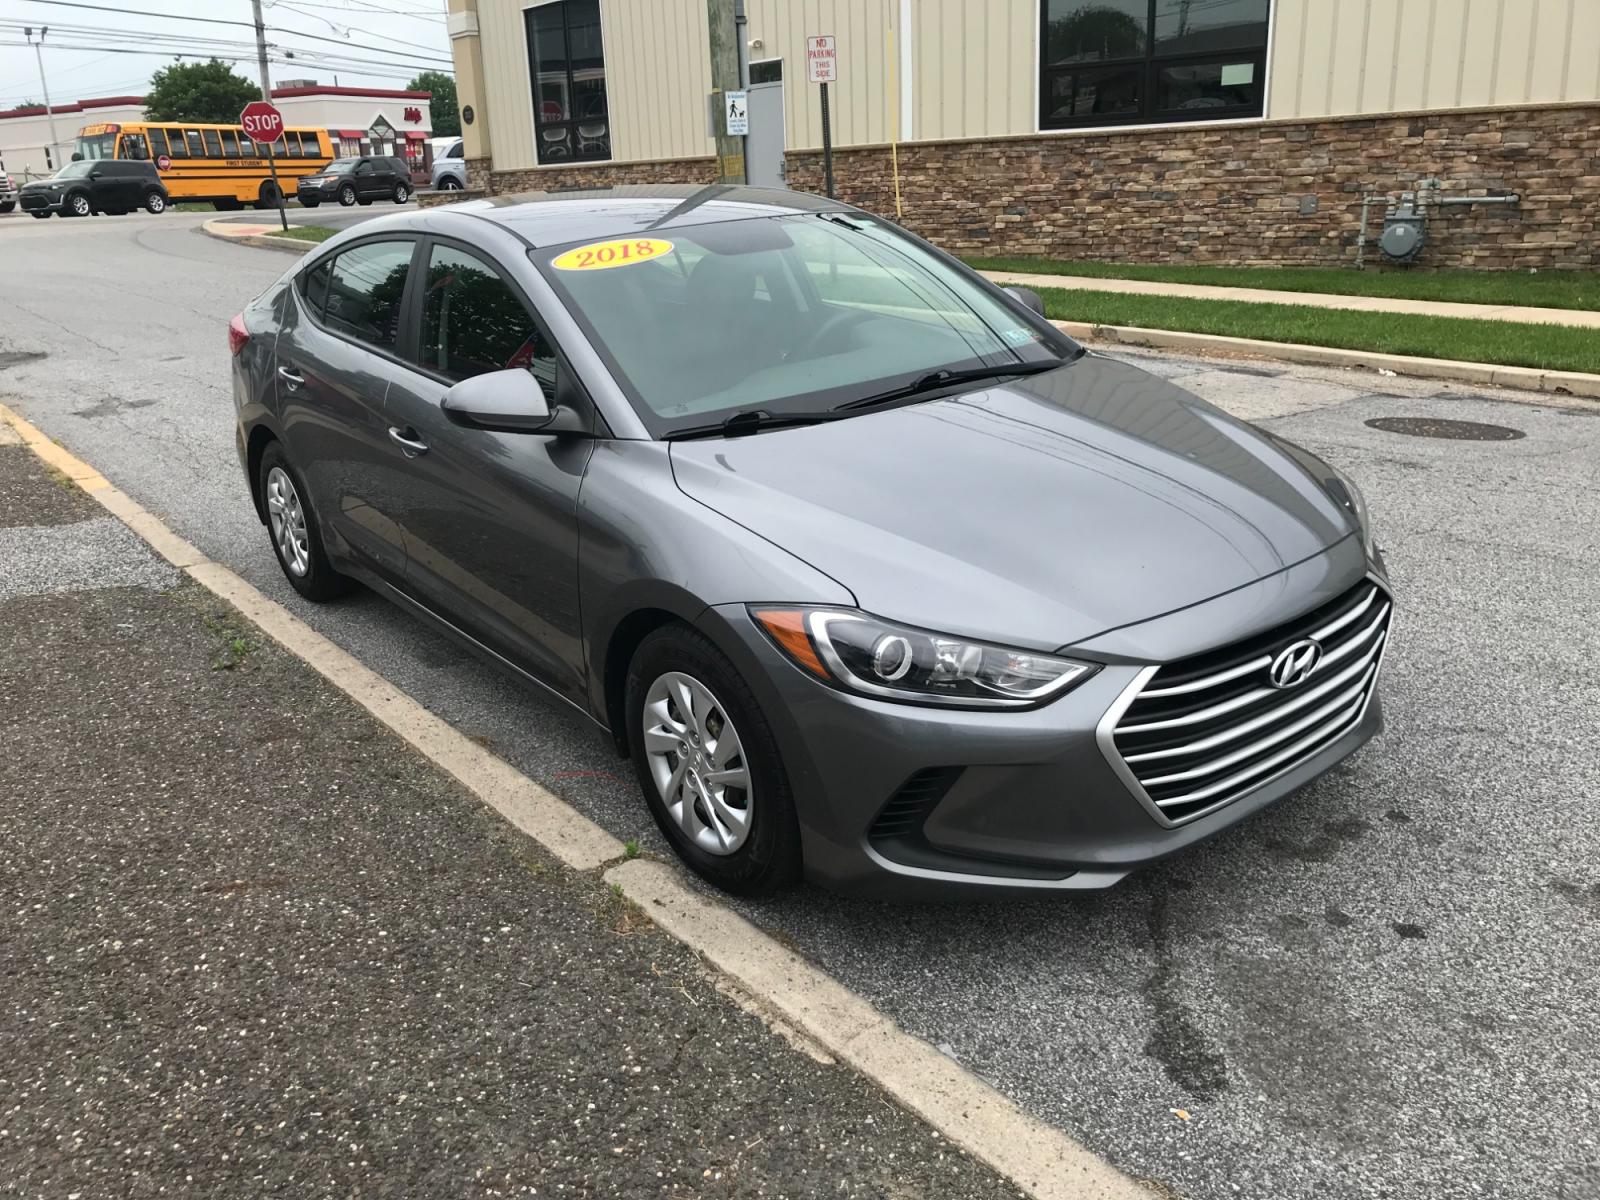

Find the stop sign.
[{"left": 239, "top": 100, "right": 284, "bottom": 143}]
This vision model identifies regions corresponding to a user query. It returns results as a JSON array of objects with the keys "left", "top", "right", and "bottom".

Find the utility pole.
[
  {"left": 24, "top": 27, "right": 62, "bottom": 171},
  {"left": 249, "top": 0, "right": 288, "bottom": 231},
  {"left": 706, "top": 0, "right": 745, "bottom": 184}
]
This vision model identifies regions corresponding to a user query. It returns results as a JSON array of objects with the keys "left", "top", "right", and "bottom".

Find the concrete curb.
[
  {"left": 200, "top": 216, "right": 311, "bottom": 255},
  {"left": 0, "top": 401, "right": 1154, "bottom": 1200},
  {"left": 1053, "top": 320, "right": 1600, "bottom": 400}
]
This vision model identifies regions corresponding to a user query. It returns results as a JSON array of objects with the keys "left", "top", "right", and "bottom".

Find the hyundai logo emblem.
[{"left": 1268, "top": 639, "right": 1323, "bottom": 689}]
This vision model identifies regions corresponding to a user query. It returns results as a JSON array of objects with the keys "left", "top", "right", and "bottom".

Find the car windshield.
[
  {"left": 54, "top": 162, "right": 93, "bottom": 179},
  {"left": 324, "top": 160, "right": 357, "bottom": 173},
  {"left": 534, "top": 213, "right": 1074, "bottom": 435}
]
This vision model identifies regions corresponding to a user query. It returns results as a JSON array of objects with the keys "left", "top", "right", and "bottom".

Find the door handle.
[
  {"left": 388, "top": 426, "right": 428, "bottom": 457},
  {"left": 276, "top": 365, "right": 304, "bottom": 388}
]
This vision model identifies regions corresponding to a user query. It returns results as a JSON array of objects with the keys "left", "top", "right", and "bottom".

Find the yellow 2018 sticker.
[{"left": 551, "top": 237, "right": 675, "bottom": 271}]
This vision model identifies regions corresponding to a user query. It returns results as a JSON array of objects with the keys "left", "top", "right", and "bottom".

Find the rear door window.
[{"left": 322, "top": 241, "right": 414, "bottom": 352}]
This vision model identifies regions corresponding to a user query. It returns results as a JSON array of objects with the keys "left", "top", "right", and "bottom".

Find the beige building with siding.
[{"left": 443, "top": 0, "right": 1600, "bottom": 268}]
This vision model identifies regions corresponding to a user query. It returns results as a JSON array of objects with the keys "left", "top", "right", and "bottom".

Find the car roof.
[{"left": 436, "top": 184, "right": 858, "bottom": 248}]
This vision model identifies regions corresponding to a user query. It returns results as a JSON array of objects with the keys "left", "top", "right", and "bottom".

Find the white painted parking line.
[{"left": 0, "top": 400, "right": 1152, "bottom": 1200}]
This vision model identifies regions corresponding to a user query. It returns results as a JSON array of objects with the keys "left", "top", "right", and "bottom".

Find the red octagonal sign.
[{"left": 239, "top": 100, "right": 284, "bottom": 143}]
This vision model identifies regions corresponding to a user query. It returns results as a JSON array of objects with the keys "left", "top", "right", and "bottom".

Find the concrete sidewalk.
[
  {"left": 979, "top": 269, "right": 1600, "bottom": 329},
  {"left": 0, "top": 444, "right": 1024, "bottom": 1199}
]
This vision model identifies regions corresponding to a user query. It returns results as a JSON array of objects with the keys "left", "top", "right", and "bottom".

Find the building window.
[
  {"left": 749, "top": 58, "right": 782, "bottom": 85},
  {"left": 1039, "top": 0, "right": 1269, "bottom": 130},
  {"left": 526, "top": 0, "right": 610, "bottom": 164}
]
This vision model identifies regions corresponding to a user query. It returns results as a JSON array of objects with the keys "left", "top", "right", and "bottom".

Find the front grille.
[
  {"left": 19, "top": 194, "right": 48, "bottom": 210},
  {"left": 1108, "top": 580, "right": 1391, "bottom": 824}
]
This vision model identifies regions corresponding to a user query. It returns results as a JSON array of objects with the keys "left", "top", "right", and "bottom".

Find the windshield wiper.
[
  {"left": 663, "top": 408, "right": 842, "bottom": 441},
  {"left": 834, "top": 359, "right": 1064, "bottom": 412}
]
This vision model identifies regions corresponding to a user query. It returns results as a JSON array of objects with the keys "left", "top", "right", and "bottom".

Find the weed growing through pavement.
[{"left": 624, "top": 839, "right": 640, "bottom": 859}]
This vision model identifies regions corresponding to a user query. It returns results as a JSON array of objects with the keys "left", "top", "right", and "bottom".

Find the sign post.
[
  {"left": 239, "top": 99, "right": 287, "bottom": 232},
  {"left": 806, "top": 35, "right": 837, "bottom": 198}
]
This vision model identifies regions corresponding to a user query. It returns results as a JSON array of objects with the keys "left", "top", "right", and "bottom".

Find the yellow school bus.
[{"left": 75, "top": 121, "right": 334, "bottom": 210}]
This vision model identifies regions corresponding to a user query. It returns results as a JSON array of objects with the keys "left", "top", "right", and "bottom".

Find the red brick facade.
[{"left": 437, "top": 104, "right": 1598, "bottom": 270}]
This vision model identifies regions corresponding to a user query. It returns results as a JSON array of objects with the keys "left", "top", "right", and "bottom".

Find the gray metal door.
[{"left": 746, "top": 80, "right": 785, "bottom": 188}]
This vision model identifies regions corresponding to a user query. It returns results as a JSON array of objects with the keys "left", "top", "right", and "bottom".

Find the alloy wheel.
[
  {"left": 70, "top": 194, "right": 90, "bottom": 216},
  {"left": 641, "top": 671, "right": 753, "bottom": 856},
  {"left": 264, "top": 466, "right": 310, "bottom": 577},
  {"left": 339, "top": 185, "right": 355, "bottom": 206}
]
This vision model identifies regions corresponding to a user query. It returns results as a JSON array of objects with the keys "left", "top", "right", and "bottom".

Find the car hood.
[
  {"left": 668, "top": 354, "right": 1358, "bottom": 651},
  {"left": 20, "top": 179, "right": 64, "bottom": 192}
]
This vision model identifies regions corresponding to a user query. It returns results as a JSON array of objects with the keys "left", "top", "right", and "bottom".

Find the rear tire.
[
  {"left": 625, "top": 623, "right": 803, "bottom": 897},
  {"left": 253, "top": 181, "right": 281, "bottom": 211},
  {"left": 257, "top": 441, "right": 352, "bottom": 602},
  {"left": 392, "top": 182, "right": 410, "bottom": 203},
  {"left": 212, "top": 198, "right": 243, "bottom": 212},
  {"left": 144, "top": 191, "right": 166, "bottom": 214},
  {"left": 338, "top": 184, "right": 356, "bottom": 207},
  {"left": 440, "top": 177, "right": 462, "bottom": 191}
]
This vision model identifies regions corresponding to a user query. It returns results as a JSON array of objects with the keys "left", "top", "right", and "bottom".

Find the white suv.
[
  {"left": 0, "top": 172, "right": 18, "bottom": 214},
  {"left": 429, "top": 139, "right": 466, "bottom": 191}
]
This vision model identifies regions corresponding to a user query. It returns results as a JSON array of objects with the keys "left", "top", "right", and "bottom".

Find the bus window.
[
  {"left": 185, "top": 130, "right": 204, "bottom": 157},
  {"left": 145, "top": 129, "right": 168, "bottom": 158},
  {"left": 281, "top": 131, "right": 300, "bottom": 157},
  {"left": 119, "top": 133, "right": 149, "bottom": 160},
  {"left": 220, "top": 129, "right": 239, "bottom": 156},
  {"left": 165, "top": 129, "right": 189, "bottom": 158},
  {"left": 202, "top": 129, "right": 222, "bottom": 157}
]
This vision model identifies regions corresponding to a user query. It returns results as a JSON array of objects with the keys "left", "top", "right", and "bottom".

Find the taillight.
[{"left": 228, "top": 313, "right": 250, "bottom": 357}]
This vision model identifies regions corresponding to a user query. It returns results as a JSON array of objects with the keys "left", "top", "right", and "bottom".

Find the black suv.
[
  {"left": 296, "top": 156, "right": 414, "bottom": 208},
  {"left": 19, "top": 159, "right": 169, "bottom": 218}
]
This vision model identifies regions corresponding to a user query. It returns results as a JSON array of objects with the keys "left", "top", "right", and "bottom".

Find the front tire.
[
  {"left": 144, "top": 191, "right": 166, "bottom": 214},
  {"left": 338, "top": 184, "right": 356, "bottom": 207},
  {"left": 65, "top": 192, "right": 91, "bottom": 217},
  {"left": 0, "top": 200, "right": 14, "bottom": 213},
  {"left": 440, "top": 177, "right": 462, "bottom": 191},
  {"left": 625, "top": 624, "right": 802, "bottom": 896},
  {"left": 258, "top": 442, "right": 351, "bottom": 602},
  {"left": 300, "top": 197, "right": 320, "bottom": 208}
]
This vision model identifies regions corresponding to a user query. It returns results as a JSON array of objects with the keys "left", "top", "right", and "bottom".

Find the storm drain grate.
[{"left": 1364, "top": 416, "right": 1525, "bottom": 440}]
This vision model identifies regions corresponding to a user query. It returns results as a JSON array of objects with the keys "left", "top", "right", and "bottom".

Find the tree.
[
  {"left": 408, "top": 70, "right": 459, "bottom": 138},
  {"left": 3, "top": 100, "right": 43, "bottom": 113},
  {"left": 143, "top": 60, "right": 260, "bottom": 124}
]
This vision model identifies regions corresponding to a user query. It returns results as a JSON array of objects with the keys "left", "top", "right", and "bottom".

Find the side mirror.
[
  {"left": 440, "top": 368, "right": 554, "bottom": 433},
  {"left": 1005, "top": 286, "right": 1045, "bottom": 316}
]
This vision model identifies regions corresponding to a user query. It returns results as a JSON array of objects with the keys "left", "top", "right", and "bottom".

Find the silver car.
[{"left": 229, "top": 186, "right": 1390, "bottom": 898}]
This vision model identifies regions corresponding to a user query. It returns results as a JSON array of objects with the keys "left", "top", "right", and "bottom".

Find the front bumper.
[
  {"left": 700, "top": 536, "right": 1387, "bottom": 899},
  {"left": 18, "top": 191, "right": 63, "bottom": 213}
]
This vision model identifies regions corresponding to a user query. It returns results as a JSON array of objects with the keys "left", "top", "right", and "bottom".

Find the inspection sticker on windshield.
[{"left": 551, "top": 238, "right": 675, "bottom": 271}]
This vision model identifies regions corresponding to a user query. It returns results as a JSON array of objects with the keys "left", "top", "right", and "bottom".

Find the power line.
[
  {"left": 0, "top": 40, "right": 441, "bottom": 82},
  {"left": 14, "top": 0, "right": 454, "bottom": 67}
]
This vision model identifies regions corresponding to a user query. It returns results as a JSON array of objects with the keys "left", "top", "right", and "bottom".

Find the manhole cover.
[{"left": 1364, "top": 416, "right": 1525, "bottom": 440}]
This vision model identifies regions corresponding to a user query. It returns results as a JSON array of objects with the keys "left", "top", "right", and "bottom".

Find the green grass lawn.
[
  {"left": 269, "top": 225, "right": 337, "bottom": 243},
  {"left": 1039, "top": 287, "right": 1600, "bottom": 375},
  {"left": 968, "top": 257, "right": 1600, "bottom": 312}
]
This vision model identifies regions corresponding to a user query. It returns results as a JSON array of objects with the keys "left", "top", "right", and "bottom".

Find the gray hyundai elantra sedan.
[{"left": 229, "top": 185, "right": 1391, "bottom": 898}]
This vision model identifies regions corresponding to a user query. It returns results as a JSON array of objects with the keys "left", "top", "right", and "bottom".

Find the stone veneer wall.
[
  {"left": 487, "top": 156, "right": 717, "bottom": 195},
  {"left": 780, "top": 104, "right": 1598, "bottom": 270}
]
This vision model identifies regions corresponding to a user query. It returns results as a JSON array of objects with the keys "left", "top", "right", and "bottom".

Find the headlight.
[
  {"left": 1329, "top": 466, "right": 1377, "bottom": 557},
  {"left": 751, "top": 607, "right": 1098, "bottom": 708}
]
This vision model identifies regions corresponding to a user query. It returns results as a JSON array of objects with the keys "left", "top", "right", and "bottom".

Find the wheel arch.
[
  {"left": 600, "top": 603, "right": 696, "bottom": 755},
  {"left": 245, "top": 422, "right": 281, "bottom": 523}
]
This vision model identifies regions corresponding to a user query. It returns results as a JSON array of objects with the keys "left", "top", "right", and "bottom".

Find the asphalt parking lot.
[{"left": 2, "top": 210, "right": 1596, "bottom": 1199}]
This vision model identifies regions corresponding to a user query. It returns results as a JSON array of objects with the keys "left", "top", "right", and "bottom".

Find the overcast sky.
[{"left": 0, "top": 0, "right": 453, "bottom": 108}]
